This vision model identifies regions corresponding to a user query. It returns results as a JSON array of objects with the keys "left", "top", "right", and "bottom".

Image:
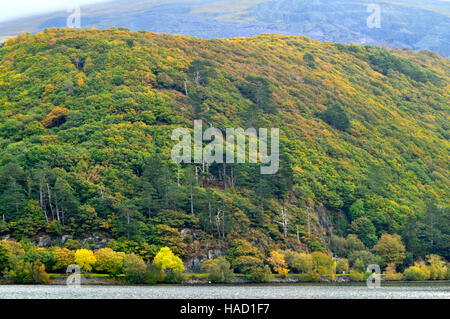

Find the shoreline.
[{"left": 1, "top": 276, "right": 449, "bottom": 286}]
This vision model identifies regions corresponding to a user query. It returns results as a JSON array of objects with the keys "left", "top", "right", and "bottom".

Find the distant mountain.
[{"left": 1, "top": 0, "right": 449, "bottom": 57}]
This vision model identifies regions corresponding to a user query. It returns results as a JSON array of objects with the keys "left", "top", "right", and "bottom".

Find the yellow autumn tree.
[
  {"left": 51, "top": 247, "right": 75, "bottom": 271},
  {"left": 267, "top": 250, "right": 289, "bottom": 277},
  {"left": 74, "top": 249, "right": 96, "bottom": 272},
  {"left": 94, "top": 248, "right": 125, "bottom": 277},
  {"left": 153, "top": 247, "right": 184, "bottom": 272}
]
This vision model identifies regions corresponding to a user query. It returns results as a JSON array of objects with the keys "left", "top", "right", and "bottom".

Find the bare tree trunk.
[
  {"left": 215, "top": 209, "right": 221, "bottom": 238},
  {"left": 190, "top": 182, "right": 194, "bottom": 215},
  {"left": 194, "top": 71, "right": 200, "bottom": 87},
  {"left": 276, "top": 204, "right": 289, "bottom": 238},
  {"left": 208, "top": 198, "right": 213, "bottom": 235},
  {"left": 46, "top": 183, "right": 55, "bottom": 220},
  {"left": 223, "top": 163, "right": 227, "bottom": 190},
  {"left": 39, "top": 179, "right": 48, "bottom": 222}
]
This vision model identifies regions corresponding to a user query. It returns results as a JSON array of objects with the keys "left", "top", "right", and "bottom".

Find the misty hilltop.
[{"left": 0, "top": 0, "right": 449, "bottom": 57}]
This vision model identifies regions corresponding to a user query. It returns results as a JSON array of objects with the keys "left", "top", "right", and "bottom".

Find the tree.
[
  {"left": 226, "top": 240, "right": 263, "bottom": 263},
  {"left": 201, "top": 257, "right": 233, "bottom": 283},
  {"left": 426, "top": 254, "right": 446, "bottom": 280},
  {"left": 0, "top": 241, "right": 24, "bottom": 272},
  {"left": 303, "top": 53, "right": 316, "bottom": 68},
  {"left": 321, "top": 103, "right": 350, "bottom": 131},
  {"left": 373, "top": 234, "right": 405, "bottom": 267},
  {"left": 346, "top": 234, "right": 366, "bottom": 253},
  {"left": 290, "top": 252, "right": 313, "bottom": 274},
  {"left": 187, "top": 59, "right": 216, "bottom": 87},
  {"left": 349, "top": 199, "right": 364, "bottom": 220},
  {"left": 385, "top": 263, "right": 403, "bottom": 281},
  {"left": 267, "top": 250, "right": 289, "bottom": 276},
  {"left": 350, "top": 217, "right": 377, "bottom": 249},
  {"left": 348, "top": 250, "right": 380, "bottom": 271},
  {"left": 238, "top": 76, "right": 275, "bottom": 113},
  {"left": 50, "top": 247, "right": 75, "bottom": 272},
  {"left": 336, "top": 258, "right": 349, "bottom": 274},
  {"left": 5, "top": 257, "right": 50, "bottom": 284},
  {"left": 74, "top": 249, "right": 96, "bottom": 272},
  {"left": 232, "top": 256, "right": 264, "bottom": 274},
  {"left": 41, "top": 107, "right": 69, "bottom": 128},
  {"left": 94, "top": 248, "right": 125, "bottom": 277},
  {"left": 123, "top": 253, "right": 147, "bottom": 283},
  {"left": 152, "top": 247, "right": 184, "bottom": 272},
  {"left": 311, "top": 252, "right": 335, "bottom": 279}
]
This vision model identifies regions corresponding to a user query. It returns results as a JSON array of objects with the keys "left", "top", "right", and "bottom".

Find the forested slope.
[{"left": 0, "top": 28, "right": 448, "bottom": 264}]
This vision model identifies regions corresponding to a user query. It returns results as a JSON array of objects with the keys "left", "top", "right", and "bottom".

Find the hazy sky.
[{"left": 0, "top": 0, "right": 110, "bottom": 22}]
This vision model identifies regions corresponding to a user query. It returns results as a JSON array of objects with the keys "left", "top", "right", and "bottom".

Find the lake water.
[{"left": 0, "top": 282, "right": 449, "bottom": 299}]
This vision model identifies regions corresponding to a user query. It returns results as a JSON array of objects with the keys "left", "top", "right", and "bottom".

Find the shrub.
[
  {"left": 201, "top": 257, "right": 233, "bottom": 283},
  {"left": 123, "top": 253, "right": 147, "bottom": 284},
  {"left": 298, "top": 272, "right": 320, "bottom": 282},
  {"left": 385, "top": 263, "right": 403, "bottom": 281},
  {"left": 404, "top": 263, "right": 430, "bottom": 281},
  {"left": 145, "top": 263, "right": 165, "bottom": 284},
  {"left": 404, "top": 267, "right": 428, "bottom": 281},
  {"left": 165, "top": 271, "right": 186, "bottom": 284},
  {"left": 349, "top": 270, "right": 365, "bottom": 282},
  {"left": 249, "top": 265, "right": 272, "bottom": 283}
]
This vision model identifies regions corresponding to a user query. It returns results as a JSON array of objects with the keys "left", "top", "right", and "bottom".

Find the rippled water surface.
[{"left": 0, "top": 282, "right": 449, "bottom": 299}]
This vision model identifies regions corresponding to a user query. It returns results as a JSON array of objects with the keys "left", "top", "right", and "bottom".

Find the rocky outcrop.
[{"left": 184, "top": 249, "right": 226, "bottom": 273}]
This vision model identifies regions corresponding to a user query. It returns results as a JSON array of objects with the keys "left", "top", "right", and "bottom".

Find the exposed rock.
[
  {"left": 81, "top": 235, "right": 109, "bottom": 250},
  {"left": 185, "top": 257, "right": 203, "bottom": 273},
  {"left": 180, "top": 228, "right": 192, "bottom": 239},
  {"left": 36, "top": 235, "right": 54, "bottom": 247},
  {"left": 184, "top": 249, "right": 225, "bottom": 273},
  {"left": 61, "top": 235, "right": 73, "bottom": 244}
]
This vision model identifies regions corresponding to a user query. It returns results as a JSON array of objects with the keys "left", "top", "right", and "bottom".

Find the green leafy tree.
[
  {"left": 123, "top": 253, "right": 147, "bottom": 284},
  {"left": 373, "top": 234, "right": 406, "bottom": 267},
  {"left": 350, "top": 217, "right": 377, "bottom": 249},
  {"left": 201, "top": 257, "right": 233, "bottom": 283},
  {"left": 321, "top": 103, "right": 350, "bottom": 131}
]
